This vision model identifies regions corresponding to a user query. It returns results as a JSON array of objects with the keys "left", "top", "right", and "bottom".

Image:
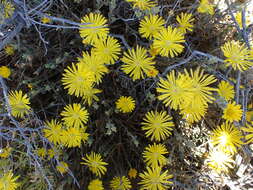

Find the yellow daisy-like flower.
[
  {"left": 78, "top": 52, "right": 108, "bottom": 84},
  {"left": 180, "top": 102, "right": 208, "bottom": 123},
  {"left": 0, "top": 171, "right": 19, "bottom": 190},
  {"left": 60, "top": 127, "right": 89, "bottom": 148},
  {"left": 4, "top": 45, "right": 15, "bottom": 55},
  {"left": 146, "top": 68, "right": 159, "bottom": 77},
  {"left": 139, "top": 14, "right": 165, "bottom": 40},
  {"left": 2, "top": 1, "right": 15, "bottom": 19},
  {"left": 139, "top": 167, "right": 173, "bottom": 190},
  {"left": 56, "top": 161, "right": 69, "bottom": 175},
  {"left": 121, "top": 46, "right": 156, "bottom": 80},
  {"left": 116, "top": 96, "right": 135, "bottom": 113},
  {"left": 211, "top": 122, "right": 243, "bottom": 154},
  {"left": 81, "top": 152, "right": 108, "bottom": 177},
  {"left": 8, "top": 90, "right": 31, "bottom": 118},
  {"left": 43, "top": 119, "right": 63, "bottom": 145},
  {"left": 79, "top": 13, "right": 109, "bottom": 45},
  {"left": 176, "top": 12, "right": 194, "bottom": 34},
  {"left": 156, "top": 71, "right": 192, "bottom": 110},
  {"left": 141, "top": 111, "right": 174, "bottom": 142},
  {"left": 235, "top": 12, "right": 250, "bottom": 29},
  {"left": 62, "top": 63, "right": 95, "bottom": 97},
  {"left": 60, "top": 103, "right": 89, "bottom": 128},
  {"left": 128, "top": 168, "right": 137, "bottom": 179},
  {"left": 222, "top": 101, "right": 243, "bottom": 122},
  {"left": 0, "top": 66, "right": 11, "bottom": 78},
  {"left": 41, "top": 14, "right": 51, "bottom": 24},
  {"left": 197, "top": 0, "right": 215, "bottom": 15},
  {"left": 81, "top": 86, "right": 102, "bottom": 106},
  {"left": 221, "top": 41, "right": 253, "bottom": 71},
  {"left": 217, "top": 81, "right": 235, "bottom": 101},
  {"left": 37, "top": 148, "right": 47, "bottom": 158},
  {"left": 126, "top": 0, "right": 156, "bottom": 10},
  {"left": 205, "top": 149, "right": 234, "bottom": 173},
  {"left": 88, "top": 179, "right": 104, "bottom": 190},
  {"left": 143, "top": 143, "right": 168, "bottom": 168},
  {"left": 92, "top": 36, "right": 121, "bottom": 65},
  {"left": 0, "top": 147, "right": 12, "bottom": 158},
  {"left": 242, "top": 122, "right": 253, "bottom": 144},
  {"left": 110, "top": 176, "right": 132, "bottom": 190},
  {"left": 153, "top": 26, "right": 185, "bottom": 57}
]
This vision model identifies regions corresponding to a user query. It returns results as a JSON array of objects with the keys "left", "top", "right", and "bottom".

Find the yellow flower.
[
  {"left": 141, "top": 111, "right": 174, "bottom": 142},
  {"left": 176, "top": 12, "right": 194, "bottom": 34},
  {"left": 205, "top": 149, "right": 234, "bottom": 173},
  {"left": 217, "top": 81, "right": 235, "bottom": 101},
  {"left": 61, "top": 63, "right": 95, "bottom": 97},
  {"left": 139, "top": 167, "right": 173, "bottom": 190},
  {"left": 8, "top": 90, "right": 31, "bottom": 118},
  {"left": 56, "top": 161, "right": 69, "bottom": 175},
  {"left": 37, "top": 148, "right": 47, "bottom": 158},
  {"left": 211, "top": 122, "right": 243, "bottom": 154},
  {"left": 43, "top": 119, "right": 63, "bottom": 145},
  {"left": 139, "top": 14, "right": 165, "bottom": 40},
  {"left": 221, "top": 40, "right": 253, "bottom": 71},
  {"left": 143, "top": 143, "right": 168, "bottom": 168},
  {"left": 60, "top": 103, "right": 89, "bottom": 128},
  {"left": 0, "top": 66, "right": 11, "bottom": 78},
  {"left": 235, "top": 12, "right": 250, "bottom": 29},
  {"left": 81, "top": 86, "right": 102, "bottom": 106},
  {"left": 180, "top": 102, "right": 208, "bottom": 123},
  {"left": 48, "top": 148, "right": 58, "bottom": 159},
  {"left": 60, "top": 127, "right": 89, "bottom": 148},
  {"left": 0, "top": 147, "right": 12, "bottom": 158},
  {"left": 146, "top": 68, "right": 159, "bottom": 77},
  {"left": 92, "top": 36, "right": 121, "bottom": 65},
  {"left": 222, "top": 101, "right": 242, "bottom": 122},
  {"left": 121, "top": 46, "right": 156, "bottom": 80},
  {"left": 0, "top": 171, "right": 19, "bottom": 190},
  {"left": 128, "top": 168, "right": 137, "bottom": 179},
  {"left": 149, "top": 44, "right": 159, "bottom": 57},
  {"left": 81, "top": 152, "right": 108, "bottom": 177},
  {"left": 110, "top": 176, "right": 131, "bottom": 190},
  {"left": 2, "top": 1, "right": 15, "bottom": 19},
  {"left": 4, "top": 45, "right": 15, "bottom": 55},
  {"left": 88, "top": 179, "right": 104, "bottom": 190},
  {"left": 116, "top": 96, "right": 135, "bottom": 113},
  {"left": 153, "top": 26, "right": 185, "bottom": 57},
  {"left": 79, "top": 13, "right": 109, "bottom": 45},
  {"left": 241, "top": 122, "right": 253, "bottom": 144},
  {"left": 41, "top": 14, "right": 51, "bottom": 24},
  {"left": 156, "top": 71, "right": 193, "bottom": 110},
  {"left": 78, "top": 52, "right": 108, "bottom": 84},
  {"left": 126, "top": 0, "right": 156, "bottom": 10},
  {"left": 197, "top": 0, "right": 215, "bottom": 15}
]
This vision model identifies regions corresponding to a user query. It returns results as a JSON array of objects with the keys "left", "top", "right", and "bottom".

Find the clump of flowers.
[
  {"left": 79, "top": 13, "right": 109, "bottom": 45},
  {"left": 116, "top": 96, "right": 136, "bottom": 113},
  {"left": 153, "top": 26, "right": 185, "bottom": 57},
  {"left": 0, "top": 66, "right": 11, "bottom": 78},
  {"left": 121, "top": 46, "right": 156, "bottom": 81},
  {"left": 221, "top": 41, "right": 253, "bottom": 71},
  {"left": 139, "top": 14, "right": 165, "bottom": 40},
  {"left": 217, "top": 81, "right": 235, "bottom": 101},
  {"left": 141, "top": 111, "right": 174, "bottom": 142},
  {"left": 139, "top": 167, "right": 173, "bottom": 190},
  {"left": 222, "top": 101, "right": 243, "bottom": 122},
  {"left": 81, "top": 152, "right": 108, "bottom": 177},
  {"left": 8, "top": 90, "right": 31, "bottom": 118},
  {"left": 110, "top": 176, "right": 132, "bottom": 190},
  {"left": 211, "top": 122, "right": 243, "bottom": 154}
]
